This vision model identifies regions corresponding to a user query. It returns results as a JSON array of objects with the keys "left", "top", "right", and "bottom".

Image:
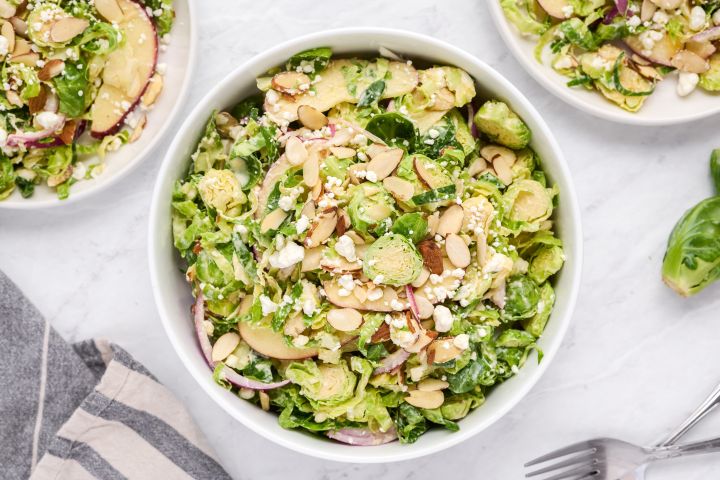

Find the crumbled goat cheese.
[
  {"left": 453, "top": 334, "right": 470, "bottom": 350},
  {"left": 677, "top": 72, "right": 699, "bottom": 97},
  {"left": 335, "top": 234, "right": 357, "bottom": 262},
  {"left": 561, "top": 4, "right": 574, "bottom": 17},
  {"left": 296, "top": 215, "right": 310, "bottom": 234},
  {"left": 689, "top": 6, "right": 706, "bottom": 30},
  {"left": 269, "top": 242, "right": 305, "bottom": 269},
  {"left": 260, "top": 295, "right": 278, "bottom": 316},
  {"left": 433, "top": 305, "right": 453, "bottom": 332}
]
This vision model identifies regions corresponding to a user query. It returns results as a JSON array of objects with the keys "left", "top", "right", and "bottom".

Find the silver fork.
[{"left": 525, "top": 381, "right": 720, "bottom": 480}]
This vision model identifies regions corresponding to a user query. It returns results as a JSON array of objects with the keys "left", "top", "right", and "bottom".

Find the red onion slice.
[
  {"left": 615, "top": 0, "right": 628, "bottom": 14},
  {"left": 405, "top": 285, "right": 421, "bottom": 322},
  {"left": 603, "top": 5, "right": 619, "bottom": 24},
  {"left": 468, "top": 104, "right": 478, "bottom": 138},
  {"left": 372, "top": 348, "right": 410, "bottom": 375},
  {"left": 328, "top": 427, "right": 398, "bottom": 446},
  {"left": 691, "top": 26, "right": 720, "bottom": 43},
  {"left": 193, "top": 292, "right": 214, "bottom": 367},
  {"left": 7, "top": 114, "right": 66, "bottom": 147},
  {"left": 218, "top": 365, "right": 290, "bottom": 390}
]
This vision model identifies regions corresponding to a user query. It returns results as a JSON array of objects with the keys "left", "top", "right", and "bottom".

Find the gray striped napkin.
[{"left": 0, "top": 271, "right": 231, "bottom": 480}]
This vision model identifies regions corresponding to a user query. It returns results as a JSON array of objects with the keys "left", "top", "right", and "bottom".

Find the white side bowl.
[
  {"left": 149, "top": 28, "right": 583, "bottom": 463},
  {"left": 0, "top": 0, "right": 197, "bottom": 209},
  {"left": 485, "top": 0, "right": 720, "bottom": 126}
]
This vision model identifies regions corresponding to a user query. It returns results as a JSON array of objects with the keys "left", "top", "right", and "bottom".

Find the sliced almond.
[
  {"left": 411, "top": 267, "right": 430, "bottom": 288},
  {"left": 94, "top": 0, "right": 124, "bottom": 23},
  {"left": 437, "top": 204, "right": 464, "bottom": 237},
  {"left": 27, "top": 85, "right": 47, "bottom": 114},
  {"left": 383, "top": 176, "right": 414, "bottom": 202},
  {"left": 259, "top": 391, "right": 270, "bottom": 411},
  {"left": 300, "top": 200, "right": 316, "bottom": 220},
  {"left": 10, "top": 51, "right": 38, "bottom": 67},
  {"left": 335, "top": 209, "right": 350, "bottom": 236},
  {"left": 636, "top": 64, "right": 662, "bottom": 81},
  {"left": 649, "top": 0, "right": 682, "bottom": 10},
  {"left": 371, "top": 322, "right": 391, "bottom": 342},
  {"left": 9, "top": 17, "right": 26, "bottom": 37},
  {"left": 348, "top": 163, "right": 368, "bottom": 184},
  {"left": 303, "top": 153, "right": 320, "bottom": 187},
  {"left": 50, "top": 17, "right": 89, "bottom": 43},
  {"left": 141, "top": 73, "right": 164, "bottom": 107},
  {"left": 344, "top": 230, "right": 365, "bottom": 245},
  {"left": 427, "top": 211, "right": 440, "bottom": 237},
  {"left": 430, "top": 87, "right": 454, "bottom": 111},
  {"left": 414, "top": 156, "right": 450, "bottom": 189},
  {"left": 305, "top": 210, "right": 337, "bottom": 247},
  {"left": 481, "top": 145, "right": 516, "bottom": 165},
  {"left": 366, "top": 147, "right": 403, "bottom": 181},
  {"left": 327, "top": 308, "right": 363, "bottom": 331},
  {"left": 271, "top": 71, "right": 310, "bottom": 94},
  {"left": 311, "top": 179, "right": 322, "bottom": 201},
  {"left": 493, "top": 155, "right": 514, "bottom": 185},
  {"left": 445, "top": 233, "right": 471, "bottom": 268},
  {"left": 468, "top": 157, "right": 487, "bottom": 177},
  {"left": 129, "top": 114, "right": 147, "bottom": 143},
  {"left": 297, "top": 105, "right": 328, "bottom": 130},
  {"left": 640, "top": 0, "right": 656, "bottom": 22},
  {"left": 405, "top": 389, "right": 444, "bottom": 409},
  {"left": 211, "top": 332, "right": 240, "bottom": 362},
  {"left": 285, "top": 136, "right": 308, "bottom": 166},
  {"left": 418, "top": 378, "right": 449, "bottom": 392},
  {"left": 284, "top": 313, "right": 306, "bottom": 337},
  {"left": 57, "top": 120, "right": 78, "bottom": 145},
  {"left": 428, "top": 338, "right": 463, "bottom": 364},
  {"left": 38, "top": 59, "right": 65, "bottom": 81},
  {"left": 329, "top": 146, "right": 355, "bottom": 159},
  {"left": 417, "top": 240, "right": 443, "bottom": 275},
  {"left": 671, "top": 50, "right": 710, "bottom": 74},
  {"left": 0, "top": 0, "right": 15, "bottom": 19},
  {"left": 414, "top": 295, "right": 434, "bottom": 320},
  {"left": 686, "top": 41, "right": 716, "bottom": 60},
  {"left": 353, "top": 285, "right": 367, "bottom": 303},
  {"left": 476, "top": 231, "right": 488, "bottom": 267},
  {"left": 260, "top": 208, "right": 288, "bottom": 233},
  {"left": 1, "top": 21, "right": 14, "bottom": 52},
  {"left": 405, "top": 329, "right": 437, "bottom": 353},
  {"left": 12, "top": 36, "right": 29, "bottom": 55},
  {"left": 301, "top": 246, "right": 323, "bottom": 272},
  {"left": 5, "top": 89, "right": 21, "bottom": 107}
]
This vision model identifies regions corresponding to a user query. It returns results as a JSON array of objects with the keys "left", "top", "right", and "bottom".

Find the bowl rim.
[
  {"left": 148, "top": 26, "right": 583, "bottom": 463},
  {"left": 484, "top": 0, "right": 720, "bottom": 126},
  {"left": 0, "top": 0, "right": 198, "bottom": 210}
]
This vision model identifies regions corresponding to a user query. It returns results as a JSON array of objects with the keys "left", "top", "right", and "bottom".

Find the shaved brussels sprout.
[
  {"left": 503, "top": 275, "right": 541, "bottom": 321},
  {"left": 285, "top": 360, "right": 356, "bottom": 405},
  {"left": 363, "top": 234, "right": 424, "bottom": 286},
  {"left": 528, "top": 245, "right": 565, "bottom": 284},
  {"left": 474, "top": 100, "right": 531, "bottom": 150},
  {"left": 523, "top": 282, "right": 555, "bottom": 337},
  {"left": 502, "top": 179, "right": 556, "bottom": 233},
  {"left": 662, "top": 197, "right": 720, "bottom": 297},
  {"left": 699, "top": 53, "right": 720, "bottom": 92},
  {"left": 347, "top": 183, "right": 396, "bottom": 235},
  {"left": 500, "top": 0, "right": 549, "bottom": 36},
  {"left": 391, "top": 213, "right": 428, "bottom": 244},
  {"left": 197, "top": 169, "right": 246, "bottom": 213},
  {"left": 711, "top": 149, "right": 720, "bottom": 194}
]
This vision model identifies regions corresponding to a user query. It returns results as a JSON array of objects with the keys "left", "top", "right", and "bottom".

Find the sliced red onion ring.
[
  {"left": 691, "top": 26, "right": 720, "bottom": 43},
  {"left": 372, "top": 348, "right": 410, "bottom": 375},
  {"left": 405, "top": 285, "right": 421, "bottom": 322},
  {"left": 328, "top": 427, "right": 398, "bottom": 446},
  {"left": 218, "top": 365, "right": 290, "bottom": 390},
  {"left": 193, "top": 292, "right": 214, "bottom": 367},
  {"left": 615, "top": 0, "right": 628, "bottom": 15},
  {"left": 7, "top": 114, "right": 66, "bottom": 147},
  {"left": 468, "top": 104, "right": 478, "bottom": 138},
  {"left": 603, "top": 5, "right": 619, "bottom": 24},
  {"left": 21, "top": 120, "right": 87, "bottom": 149}
]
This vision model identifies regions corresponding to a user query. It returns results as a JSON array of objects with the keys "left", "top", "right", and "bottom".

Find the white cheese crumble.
[
  {"left": 689, "top": 6, "right": 707, "bottom": 31},
  {"left": 432, "top": 305, "right": 453, "bottom": 332},
  {"left": 36, "top": 111, "right": 62, "bottom": 130},
  {"left": 335, "top": 234, "right": 357, "bottom": 262},
  {"left": 677, "top": 72, "right": 699, "bottom": 97},
  {"left": 268, "top": 242, "right": 305, "bottom": 269},
  {"left": 453, "top": 334, "right": 470, "bottom": 350},
  {"left": 296, "top": 215, "right": 310, "bottom": 234},
  {"left": 260, "top": 295, "right": 278, "bottom": 316},
  {"left": 561, "top": 4, "right": 574, "bottom": 17}
]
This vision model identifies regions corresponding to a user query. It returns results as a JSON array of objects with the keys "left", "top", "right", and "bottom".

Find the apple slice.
[
  {"left": 90, "top": 0, "right": 158, "bottom": 137},
  {"left": 537, "top": 0, "right": 572, "bottom": 18},
  {"left": 624, "top": 34, "right": 682, "bottom": 67},
  {"left": 239, "top": 321, "right": 318, "bottom": 360}
]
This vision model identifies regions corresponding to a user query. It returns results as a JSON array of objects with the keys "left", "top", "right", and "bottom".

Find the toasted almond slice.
[
  {"left": 481, "top": 145, "right": 516, "bottom": 165},
  {"left": 297, "top": 104, "right": 328, "bottom": 130},
  {"left": 38, "top": 59, "right": 64, "bottom": 81},
  {"left": 260, "top": 208, "right": 288, "bottom": 233},
  {"left": 405, "top": 329, "right": 437, "bottom": 353},
  {"left": 437, "top": 204, "right": 464, "bottom": 237},
  {"left": 329, "top": 146, "right": 355, "bottom": 159},
  {"left": 348, "top": 162, "right": 368, "bottom": 184},
  {"left": 414, "top": 295, "right": 434, "bottom": 320},
  {"left": 301, "top": 246, "right": 323, "bottom": 272},
  {"left": 305, "top": 210, "right": 337, "bottom": 247},
  {"left": 430, "top": 87, "right": 454, "bottom": 111},
  {"left": 9, "top": 17, "right": 26, "bottom": 37},
  {"left": 383, "top": 176, "right": 414, "bottom": 202},
  {"left": 142, "top": 73, "right": 164, "bottom": 107},
  {"left": 327, "top": 308, "right": 363, "bottom": 331},
  {"left": 365, "top": 143, "right": 388, "bottom": 159},
  {"left": 405, "top": 389, "right": 444, "bottom": 409},
  {"left": 413, "top": 156, "right": 437, "bottom": 188},
  {"left": 468, "top": 157, "right": 487, "bottom": 177},
  {"left": 311, "top": 179, "right": 322, "bottom": 201},
  {"left": 211, "top": 332, "right": 240, "bottom": 362},
  {"left": 12, "top": 36, "right": 29, "bottom": 55},
  {"left": 10, "top": 51, "right": 38, "bottom": 67},
  {"left": 411, "top": 267, "right": 430, "bottom": 288},
  {"left": 259, "top": 391, "right": 270, "bottom": 411},
  {"left": 418, "top": 378, "right": 449, "bottom": 392},
  {"left": 6, "top": 89, "right": 21, "bottom": 107},
  {"left": 493, "top": 155, "right": 514, "bottom": 185},
  {"left": 272, "top": 71, "right": 310, "bottom": 94},
  {"left": 285, "top": 136, "right": 308, "bottom": 166},
  {"left": 640, "top": 0, "right": 656, "bottom": 21},
  {"left": 50, "top": 17, "right": 89, "bottom": 43},
  {"left": 129, "top": 114, "right": 147, "bottom": 143},
  {"left": 636, "top": 64, "right": 662, "bottom": 81},
  {"left": 427, "top": 211, "right": 440, "bottom": 237},
  {"left": 671, "top": 50, "right": 710, "bottom": 74},
  {"left": 27, "top": 85, "right": 47, "bottom": 114},
  {"left": 366, "top": 147, "right": 403, "bottom": 181},
  {"left": 94, "top": 0, "right": 124, "bottom": 22},
  {"left": 344, "top": 230, "right": 365, "bottom": 245},
  {"left": 57, "top": 120, "right": 78, "bottom": 146},
  {"left": 300, "top": 200, "right": 316, "bottom": 220},
  {"left": 335, "top": 209, "right": 350, "bottom": 236},
  {"left": 428, "top": 338, "right": 463, "bottom": 364},
  {"left": 649, "top": 0, "right": 681, "bottom": 10},
  {"left": 303, "top": 153, "right": 320, "bottom": 187},
  {"left": 446, "top": 233, "right": 471, "bottom": 268},
  {"left": 418, "top": 240, "right": 443, "bottom": 275},
  {"left": 476, "top": 231, "right": 488, "bottom": 267},
  {"left": 686, "top": 40, "right": 716, "bottom": 60},
  {"left": 283, "top": 313, "right": 306, "bottom": 337},
  {"left": 1, "top": 21, "right": 14, "bottom": 52},
  {"left": 353, "top": 285, "right": 367, "bottom": 303},
  {"left": 0, "top": 0, "right": 15, "bottom": 19}
]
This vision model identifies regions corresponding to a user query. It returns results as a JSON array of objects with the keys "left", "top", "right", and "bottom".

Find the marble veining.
[{"left": 2, "top": 0, "right": 720, "bottom": 478}]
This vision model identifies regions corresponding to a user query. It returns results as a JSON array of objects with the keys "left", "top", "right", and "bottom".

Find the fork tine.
[
  {"left": 528, "top": 465, "right": 598, "bottom": 480},
  {"left": 525, "top": 453, "right": 595, "bottom": 477},
  {"left": 524, "top": 441, "right": 595, "bottom": 467}
]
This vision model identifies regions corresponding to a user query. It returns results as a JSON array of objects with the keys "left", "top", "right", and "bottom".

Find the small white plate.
[
  {"left": 0, "top": 0, "right": 197, "bottom": 209},
  {"left": 485, "top": 0, "right": 720, "bottom": 126}
]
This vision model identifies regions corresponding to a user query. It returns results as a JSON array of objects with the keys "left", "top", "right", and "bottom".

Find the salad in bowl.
[
  {"left": 0, "top": 0, "right": 174, "bottom": 201},
  {"left": 501, "top": 0, "right": 720, "bottom": 112},
  {"left": 170, "top": 47, "right": 566, "bottom": 446}
]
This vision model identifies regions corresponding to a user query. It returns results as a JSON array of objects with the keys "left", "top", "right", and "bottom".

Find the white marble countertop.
[{"left": 2, "top": 0, "right": 720, "bottom": 478}]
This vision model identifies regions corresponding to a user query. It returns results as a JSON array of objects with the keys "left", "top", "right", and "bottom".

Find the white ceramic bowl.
[
  {"left": 0, "top": 0, "right": 197, "bottom": 209},
  {"left": 485, "top": 0, "right": 720, "bottom": 126},
  {"left": 149, "top": 28, "right": 583, "bottom": 463}
]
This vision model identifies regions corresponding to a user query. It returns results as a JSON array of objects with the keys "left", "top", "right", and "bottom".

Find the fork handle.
[
  {"left": 656, "top": 381, "right": 720, "bottom": 447},
  {"left": 650, "top": 437, "right": 720, "bottom": 461}
]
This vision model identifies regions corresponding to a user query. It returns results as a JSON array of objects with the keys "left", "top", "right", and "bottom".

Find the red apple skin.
[{"left": 90, "top": 0, "right": 158, "bottom": 138}]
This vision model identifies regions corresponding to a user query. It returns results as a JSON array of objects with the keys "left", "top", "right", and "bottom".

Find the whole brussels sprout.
[
  {"left": 474, "top": 100, "right": 531, "bottom": 150},
  {"left": 502, "top": 179, "right": 556, "bottom": 233},
  {"left": 699, "top": 53, "right": 720, "bottom": 92},
  {"left": 363, "top": 233, "right": 424, "bottom": 286},
  {"left": 197, "top": 169, "right": 245, "bottom": 212},
  {"left": 502, "top": 275, "right": 541, "bottom": 320},
  {"left": 528, "top": 245, "right": 565, "bottom": 284},
  {"left": 348, "top": 183, "right": 396, "bottom": 235}
]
